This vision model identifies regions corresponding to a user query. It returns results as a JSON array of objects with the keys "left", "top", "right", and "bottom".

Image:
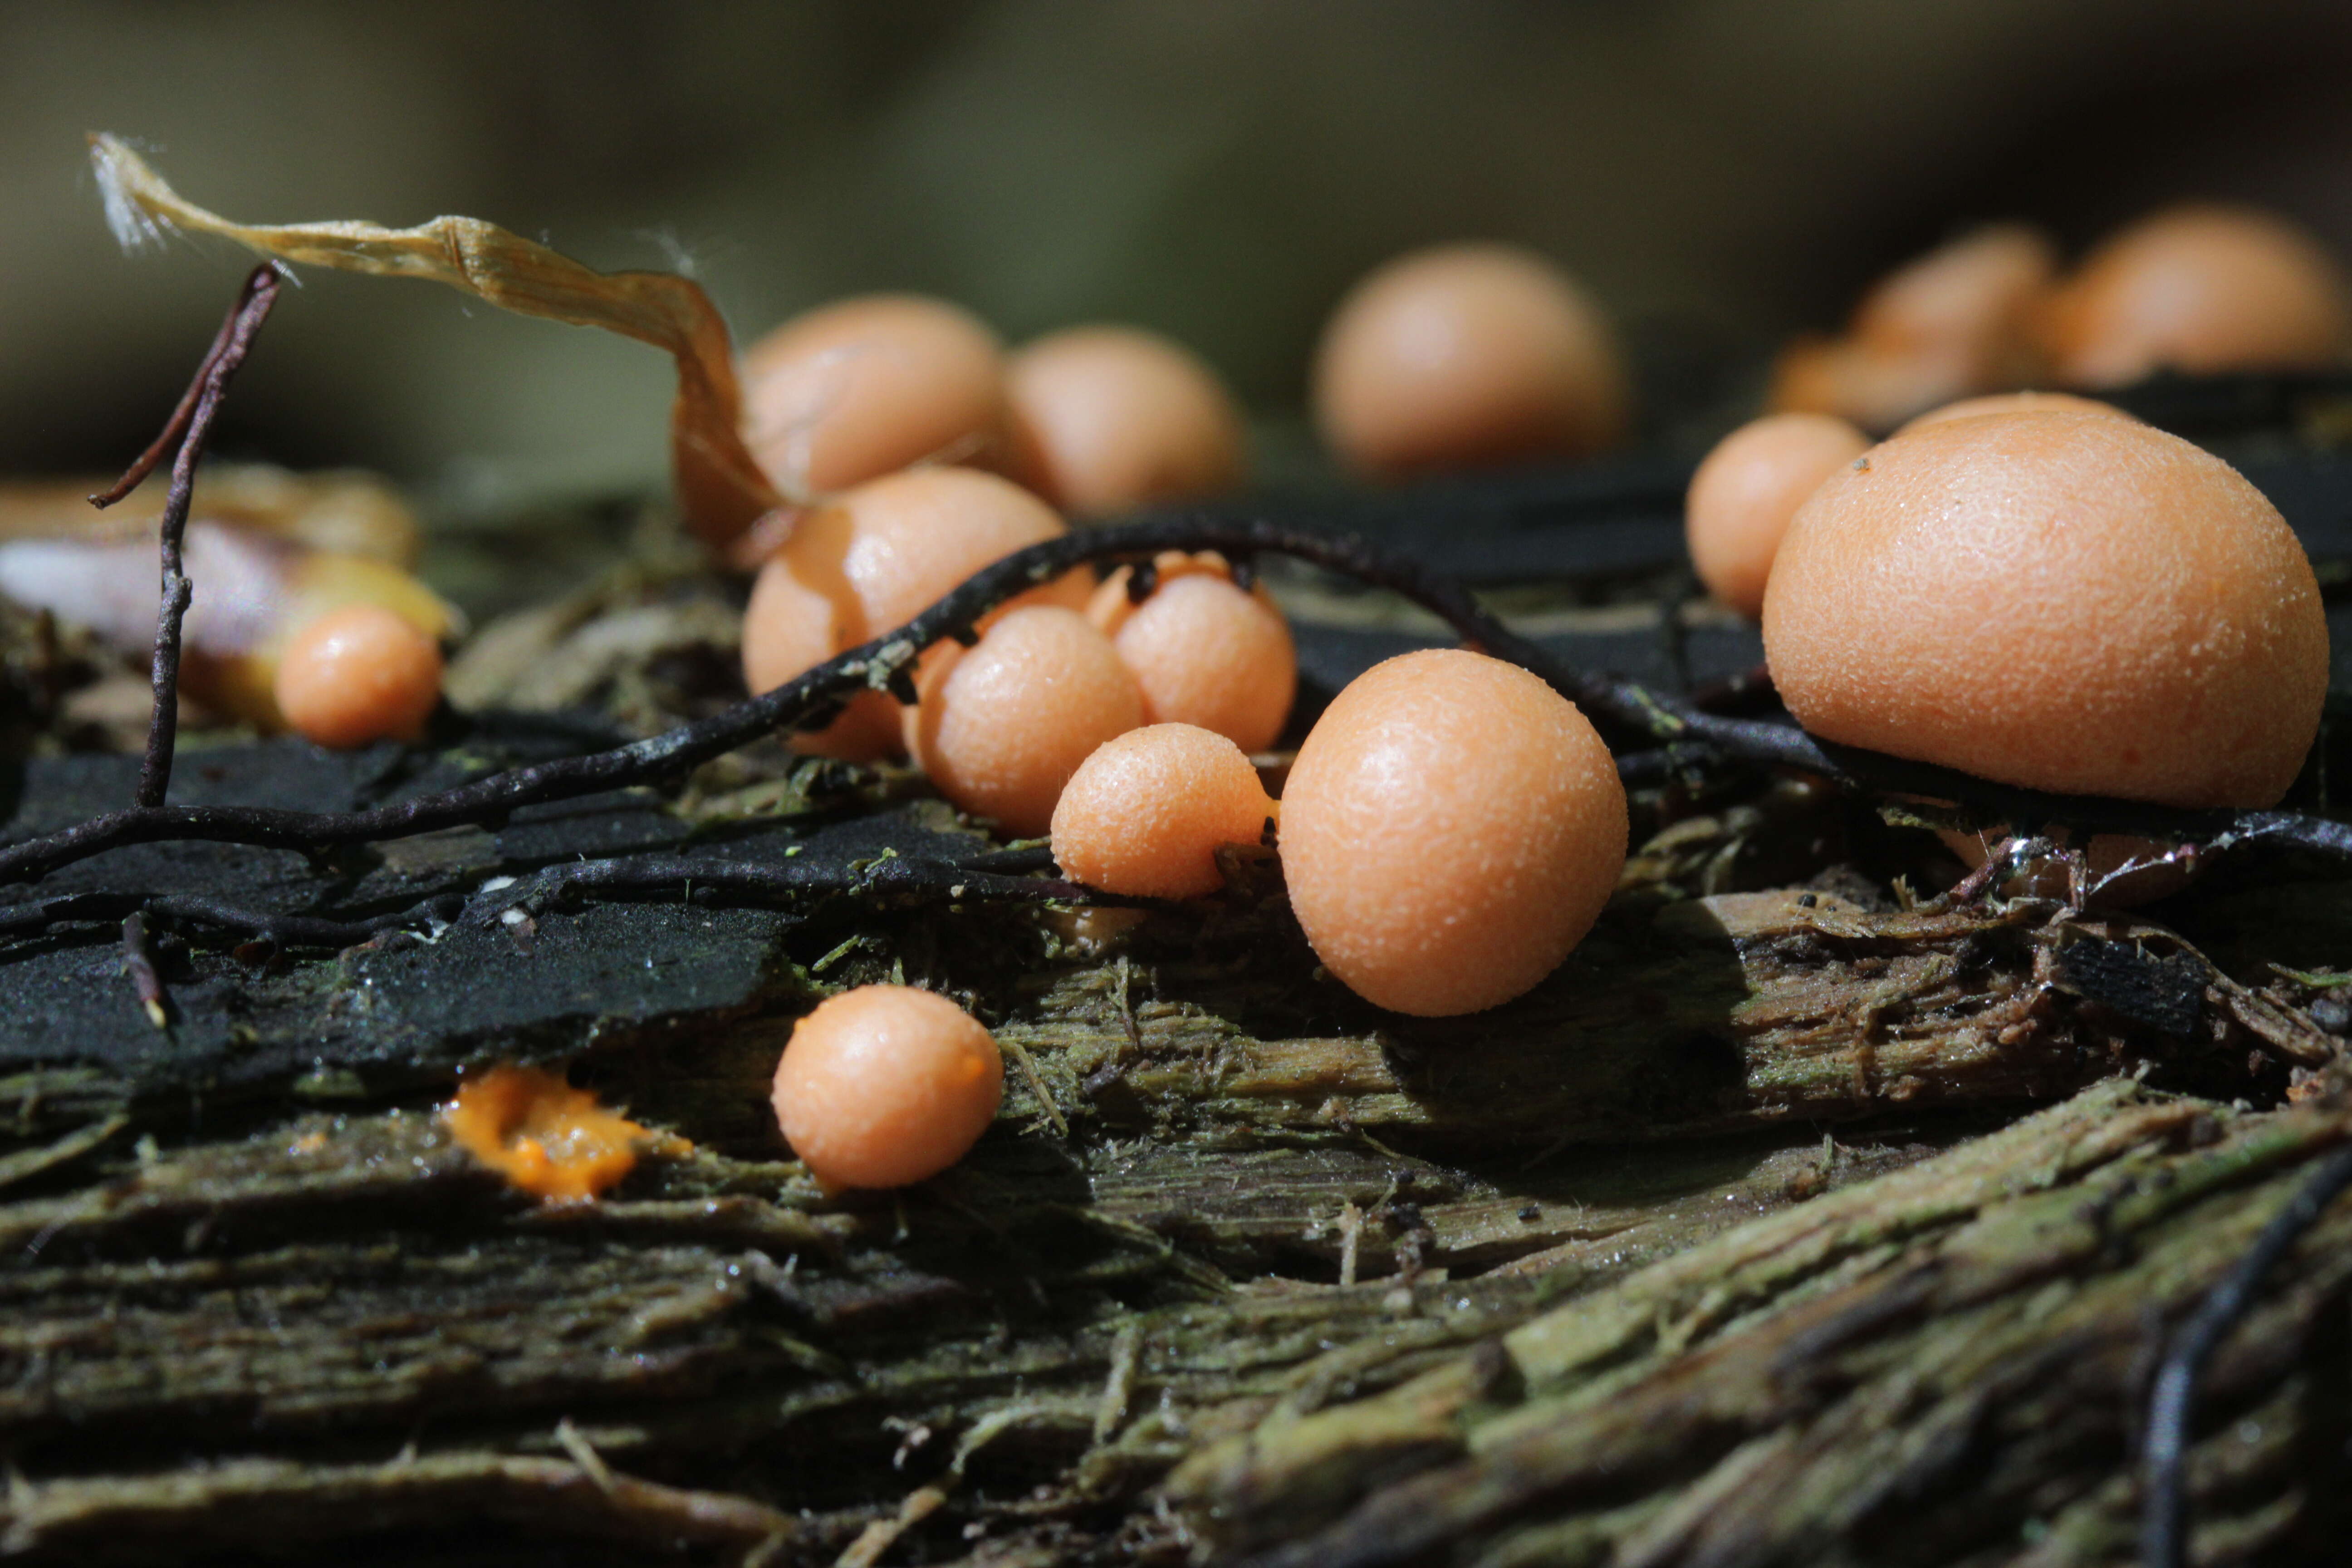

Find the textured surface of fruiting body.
[
  {"left": 740, "top": 294, "right": 1011, "bottom": 497},
  {"left": 1006, "top": 326, "right": 1246, "bottom": 515},
  {"left": 1684, "top": 412, "right": 1869, "bottom": 618},
  {"left": 1086, "top": 554, "right": 1295, "bottom": 751},
  {"left": 1770, "top": 225, "right": 2056, "bottom": 430},
  {"left": 1897, "top": 390, "right": 2127, "bottom": 431},
  {"left": 1313, "top": 244, "right": 1628, "bottom": 480},
  {"left": 908, "top": 605, "right": 1144, "bottom": 836},
  {"left": 1051, "top": 724, "right": 1275, "bottom": 898},
  {"left": 272, "top": 603, "right": 445, "bottom": 749},
  {"left": 740, "top": 466, "right": 1087, "bottom": 760},
  {"left": 444, "top": 1064, "right": 690, "bottom": 1203},
  {"left": 770, "top": 985, "right": 1004, "bottom": 1190},
  {"left": 1764, "top": 410, "right": 2327, "bottom": 807},
  {"left": 1279, "top": 648, "right": 1627, "bottom": 1016},
  {"left": 2040, "top": 205, "right": 2352, "bottom": 386}
]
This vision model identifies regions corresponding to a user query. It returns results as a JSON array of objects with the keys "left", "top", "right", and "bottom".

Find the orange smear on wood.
[{"left": 442, "top": 1065, "right": 691, "bottom": 1202}]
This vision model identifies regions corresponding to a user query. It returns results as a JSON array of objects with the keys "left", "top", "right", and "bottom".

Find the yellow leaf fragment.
[{"left": 88, "top": 133, "right": 780, "bottom": 553}]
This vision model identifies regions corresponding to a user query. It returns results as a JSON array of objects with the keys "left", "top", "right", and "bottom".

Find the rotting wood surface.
[
  {"left": 1, "top": 754, "right": 2348, "bottom": 1565},
  {"left": 5, "top": 500, "right": 2352, "bottom": 1565}
]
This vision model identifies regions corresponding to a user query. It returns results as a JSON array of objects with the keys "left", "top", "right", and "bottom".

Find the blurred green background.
[{"left": 5, "top": 0, "right": 2352, "bottom": 509}]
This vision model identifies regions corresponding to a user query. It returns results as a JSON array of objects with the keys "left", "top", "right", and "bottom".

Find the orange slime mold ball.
[
  {"left": 1313, "top": 244, "right": 1628, "bottom": 481},
  {"left": 1280, "top": 648, "right": 1627, "bottom": 1017},
  {"left": 908, "top": 605, "right": 1144, "bottom": 837},
  {"left": 271, "top": 603, "right": 443, "bottom": 749},
  {"left": 741, "top": 467, "right": 1088, "bottom": 760},
  {"left": 1764, "top": 410, "right": 2327, "bottom": 808},
  {"left": 1052, "top": 724, "right": 1276, "bottom": 899},
  {"left": 1685, "top": 413, "right": 1870, "bottom": 619},
  {"left": 1007, "top": 326, "right": 1246, "bottom": 515},
  {"left": 1087, "top": 554, "right": 1296, "bottom": 752},
  {"left": 739, "top": 294, "right": 1012, "bottom": 497},
  {"left": 771, "top": 985, "right": 1004, "bottom": 1190},
  {"left": 2041, "top": 205, "right": 2352, "bottom": 387}
]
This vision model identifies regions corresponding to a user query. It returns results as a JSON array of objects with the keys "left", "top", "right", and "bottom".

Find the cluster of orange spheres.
[
  {"left": 1687, "top": 402, "right": 2327, "bottom": 843},
  {"left": 741, "top": 474, "right": 1297, "bottom": 836},
  {"left": 736, "top": 294, "right": 1251, "bottom": 524},
  {"left": 1770, "top": 205, "right": 2352, "bottom": 433},
  {"left": 731, "top": 293, "right": 1296, "bottom": 841},
  {"left": 774, "top": 648, "right": 1632, "bottom": 1191}
]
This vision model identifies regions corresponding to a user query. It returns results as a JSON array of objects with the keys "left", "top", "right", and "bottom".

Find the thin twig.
[
  {"left": 108, "top": 265, "right": 284, "bottom": 808},
  {"left": 2139, "top": 1140, "right": 2352, "bottom": 1568},
  {"left": 86, "top": 293, "right": 245, "bottom": 509},
  {"left": 2, "top": 516, "right": 2349, "bottom": 888}
]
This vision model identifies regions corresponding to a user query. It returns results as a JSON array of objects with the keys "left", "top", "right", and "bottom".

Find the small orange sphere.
[
  {"left": 1313, "top": 244, "right": 1628, "bottom": 480},
  {"left": 771, "top": 985, "right": 1003, "bottom": 1190},
  {"left": 1085, "top": 555, "right": 1295, "bottom": 751},
  {"left": 2041, "top": 205, "right": 2352, "bottom": 387},
  {"left": 1052, "top": 724, "right": 1275, "bottom": 898},
  {"left": 740, "top": 295, "right": 1012, "bottom": 496},
  {"left": 1685, "top": 413, "right": 1870, "bottom": 619},
  {"left": 741, "top": 467, "right": 1089, "bottom": 760},
  {"left": 1279, "top": 649, "right": 1627, "bottom": 1017},
  {"left": 1764, "top": 411, "right": 2327, "bottom": 808},
  {"left": 1006, "top": 327, "right": 1247, "bottom": 515},
  {"left": 272, "top": 603, "right": 442, "bottom": 748},
  {"left": 908, "top": 605, "right": 1144, "bottom": 837},
  {"left": 1897, "top": 390, "right": 2128, "bottom": 432}
]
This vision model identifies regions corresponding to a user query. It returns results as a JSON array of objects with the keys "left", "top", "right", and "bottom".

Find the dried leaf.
[{"left": 88, "top": 133, "right": 779, "bottom": 552}]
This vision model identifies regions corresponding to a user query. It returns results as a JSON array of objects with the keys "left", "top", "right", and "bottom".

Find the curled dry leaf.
[{"left": 88, "top": 133, "right": 780, "bottom": 553}]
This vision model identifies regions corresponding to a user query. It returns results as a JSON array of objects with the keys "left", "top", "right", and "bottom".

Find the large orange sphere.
[
  {"left": 1763, "top": 411, "right": 2327, "bottom": 808},
  {"left": 1897, "top": 390, "right": 2127, "bottom": 432},
  {"left": 1279, "top": 649, "right": 1626, "bottom": 1016}
]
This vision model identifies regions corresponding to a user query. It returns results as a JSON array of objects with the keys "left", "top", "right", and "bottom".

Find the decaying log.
[{"left": 0, "top": 806, "right": 2347, "bottom": 1565}]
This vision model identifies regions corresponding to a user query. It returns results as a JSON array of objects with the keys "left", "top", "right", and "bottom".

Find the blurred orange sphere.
[
  {"left": 1007, "top": 326, "right": 1247, "bottom": 515},
  {"left": 1314, "top": 244, "right": 1628, "bottom": 480},
  {"left": 272, "top": 603, "right": 442, "bottom": 749}
]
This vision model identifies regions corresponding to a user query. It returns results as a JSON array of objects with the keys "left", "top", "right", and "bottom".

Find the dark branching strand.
[
  {"left": 5, "top": 513, "right": 2352, "bottom": 888},
  {"left": 2139, "top": 1140, "right": 2352, "bottom": 1568},
  {"left": 0, "top": 846, "right": 1093, "bottom": 953},
  {"left": 457, "top": 851, "right": 1102, "bottom": 929},
  {"left": 88, "top": 264, "right": 285, "bottom": 809},
  {"left": 0, "top": 888, "right": 469, "bottom": 952}
]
